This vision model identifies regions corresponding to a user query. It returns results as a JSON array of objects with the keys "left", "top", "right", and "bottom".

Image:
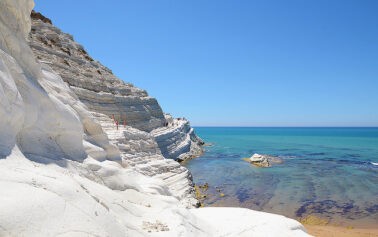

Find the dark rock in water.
[
  {"left": 365, "top": 204, "right": 378, "bottom": 214},
  {"left": 236, "top": 188, "right": 251, "bottom": 203},
  {"left": 295, "top": 199, "right": 377, "bottom": 220},
  {"left": 307, "top": 152, "right": 326, "bottom": 156}
]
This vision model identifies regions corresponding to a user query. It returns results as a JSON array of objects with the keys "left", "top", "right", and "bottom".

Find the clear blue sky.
[{"left": 34, "top": 0, "right": 378, "bottom": 127}]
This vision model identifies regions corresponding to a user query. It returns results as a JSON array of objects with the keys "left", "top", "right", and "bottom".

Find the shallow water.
[{"left": 184, "top": 127, "right": 378, "bottom": 227}]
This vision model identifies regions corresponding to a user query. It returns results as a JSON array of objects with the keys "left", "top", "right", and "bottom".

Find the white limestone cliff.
[
  {"left": 28, "top": 11, "right": 204, "bottom": 163},
  {"left": 0, "top": 1, "right": 311, "bottom": 236},
  {"left": 29, "top": 9, "right": 204, "bottom": 207}
]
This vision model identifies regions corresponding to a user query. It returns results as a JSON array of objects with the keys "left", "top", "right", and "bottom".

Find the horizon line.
[{"left": 192, "top": 126, "right": 378, "bottom": 128}]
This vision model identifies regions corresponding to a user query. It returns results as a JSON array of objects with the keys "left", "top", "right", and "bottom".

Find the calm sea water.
[{"left": 184, "top": 127, "right": 378, "bottom": 227}]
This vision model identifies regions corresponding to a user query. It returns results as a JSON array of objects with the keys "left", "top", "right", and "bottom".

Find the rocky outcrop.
[
  {"left": 30, "top": 10, "right": 52, "bottom": 24},
  {"left": 152, "top": 114, "right": 204, "bottom": 161},
  {"left": 245, "top": 153, "right": 283, "bottom": 167},
  {"left": 90, "top": 111, "right": 198, "bottom": 206}
]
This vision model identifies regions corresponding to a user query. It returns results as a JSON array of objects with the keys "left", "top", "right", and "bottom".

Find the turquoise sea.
[{"left": 184, "top": 127, "right": 378, "bottom": 227}]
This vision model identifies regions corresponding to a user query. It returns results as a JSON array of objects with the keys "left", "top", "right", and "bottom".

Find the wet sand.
[{"left": 305, "top": 225, "right": 378, "bottom": 237}]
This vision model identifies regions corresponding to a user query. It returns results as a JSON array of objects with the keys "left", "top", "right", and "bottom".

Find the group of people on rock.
[{"left": 112, "top": 114, "right": 127, "bottom": 130}]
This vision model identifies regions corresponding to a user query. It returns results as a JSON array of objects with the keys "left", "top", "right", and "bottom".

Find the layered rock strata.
[
  {"left": 28, "top": 12, "right": 204, "bottom": 206},
  {"left": 29, "top": 12, "right": 164, "bottom": 132}
]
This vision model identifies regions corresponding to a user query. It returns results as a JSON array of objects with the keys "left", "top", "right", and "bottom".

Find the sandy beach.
[{"left": 305, "top": 225, "right": 378, "bottom": 237}]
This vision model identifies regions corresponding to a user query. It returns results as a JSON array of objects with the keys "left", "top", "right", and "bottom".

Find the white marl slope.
[
  {"left": 29, "top": 10, "right": 204, "bottom": 207},
  {"left": 0, "top": 1, "right": 311, "bottom": 236}
]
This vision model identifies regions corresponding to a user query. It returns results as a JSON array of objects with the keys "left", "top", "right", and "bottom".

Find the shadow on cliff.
[
  {"left": 23, "top": 153, "right": 69, "bottom": 167},
  {"left": 0, "top": 143, "right": 74, "bottom": 168}
]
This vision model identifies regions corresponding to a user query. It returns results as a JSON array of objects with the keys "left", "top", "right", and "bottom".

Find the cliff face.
[
  {"left": 28, "top": 12, "right": 203, "bottom": 159},
  {"left": 29, "top": 16, "right": 164, "bottom": 132},
  {"left": 0, "top": 1, "right": 309, "bottom": 236},
  {"left": 28, "top": 12, "right": 205, "bottom": 205}
]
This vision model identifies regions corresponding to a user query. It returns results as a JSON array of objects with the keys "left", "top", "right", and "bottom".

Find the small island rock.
[{"left": 245, "top": 153, "right": 283, "bottom": 168}]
